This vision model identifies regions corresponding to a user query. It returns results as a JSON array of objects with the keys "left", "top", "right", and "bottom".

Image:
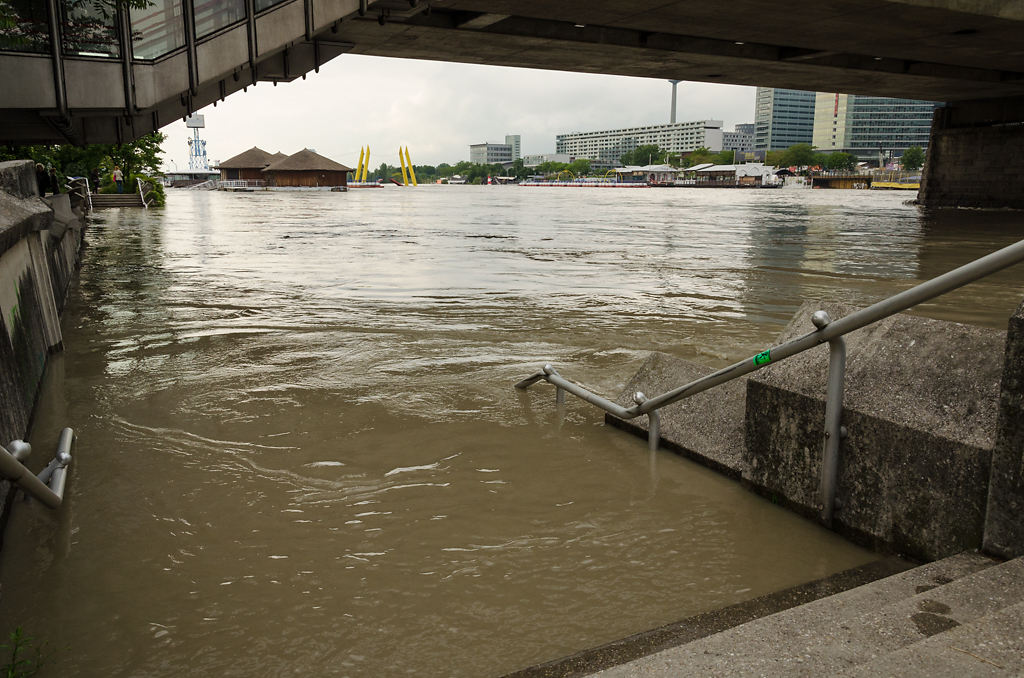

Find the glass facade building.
[
  {"left": 753, "top": 87, "right": 815, "bottom": 151},
  {"left": 813, "top": 93, "right": 942, "bottom": 162}
]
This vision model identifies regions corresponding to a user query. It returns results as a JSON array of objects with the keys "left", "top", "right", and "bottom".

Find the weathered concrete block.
[
  {"left": 984, "top": 300, "right": 1024, "bottom": 558},
  {"left": 0, "top": 190, "right": 53, "bottom": 257},
  {"left": 45, "top": 194, "right": 76, "bottom": 240},
  {"left": 0, "top": 160, "right": 39, "bottom": 200},
  {"left": 606, "top": 352, "right": 747, "bottom": 477},
  {"left": 744, "top": 302, "right": 1005, "bottom": 561}
]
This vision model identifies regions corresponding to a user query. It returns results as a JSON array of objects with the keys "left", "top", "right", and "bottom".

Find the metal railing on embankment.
[
  {"left": 137, "top": 177, "right": 153, "bottom": 208},
  {"left": 64, "top": 176, "right": 92, "bottom": 211},
  {"left": 0, "top": 428, "right": 74, "bottom": 509},
  {"left": 516, "top": 238, "right": 1024, "bottom": 526}
]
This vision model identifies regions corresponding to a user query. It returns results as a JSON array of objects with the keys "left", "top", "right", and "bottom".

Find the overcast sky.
[{"left": 161, "top": 54, "right": 756, "bottom": 171}]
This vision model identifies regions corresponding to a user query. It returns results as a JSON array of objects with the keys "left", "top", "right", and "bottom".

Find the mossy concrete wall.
[{"left": 0, "top": 160, "right": 85, "bottom": 534}]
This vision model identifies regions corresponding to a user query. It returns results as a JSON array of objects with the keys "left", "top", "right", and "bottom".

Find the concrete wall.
[
  {"left": 743, "top": 303, "right": 1006, "bottom": 561},
  {"left": 0, "top": 160, "right": 85, "bottom": 533},
  {"left": 612, "top": 299, "right": 1023, "bottom": 562},
  {"left": 919, "top": 96, "right": 1024, "bottom": 209},
  {"left": 984, "top": 300, "right": 1024, "bottom": 558}
]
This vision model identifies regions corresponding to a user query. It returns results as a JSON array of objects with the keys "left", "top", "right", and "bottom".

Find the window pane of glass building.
[
  {"left": 62, "top": 0, "right": 120, "bottom": 57},
  {"left": 194, "top": 0, "right": 245, "bottom": 39},
  {"left": 255, "top": 0, "right": 289, "bottom": 12},
  {"left": 131, "top": 0, "right": 185, "bottom": 59},
  {"left": 0, "top": 0, "right": 49, "bottom": 52}
]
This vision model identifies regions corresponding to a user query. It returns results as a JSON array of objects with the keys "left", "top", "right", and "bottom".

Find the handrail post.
[
  {"left": 813, "top": 311, "right": 846, "bottom": 526},
  {"left": 634, "top": 392, "right": 660, "bottom": 452},
  {"left": 0, "top": 442, "right": 62, "bottom": 509}
]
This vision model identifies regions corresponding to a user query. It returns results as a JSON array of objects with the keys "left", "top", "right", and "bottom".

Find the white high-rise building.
[{"left": 555, "top": 120, "right": 724, "bottom": 167}]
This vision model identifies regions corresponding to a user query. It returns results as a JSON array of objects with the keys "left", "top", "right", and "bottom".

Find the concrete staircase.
[
  {"left": 591, "top": 552, "right": 1024, "bottom": 677},
  {"left": 89, "top": 192, "right": 144, "bottom": 208}
]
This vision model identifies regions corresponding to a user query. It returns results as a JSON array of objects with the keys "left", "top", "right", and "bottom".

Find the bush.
[
  {"left": 99, "top": 173, "right": 166, "bottom": 206},
  {"left": 1, "top": 627, "right": 45, "bottom": 677}
]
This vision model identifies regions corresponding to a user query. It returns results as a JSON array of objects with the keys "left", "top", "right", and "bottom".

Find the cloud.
[{"left": 161, "top": 55, "right": 755, "bottom": 171}]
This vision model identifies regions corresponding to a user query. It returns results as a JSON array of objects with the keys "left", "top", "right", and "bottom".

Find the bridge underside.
[
  {"left": 2, "top": 0, "right": 1024, "bottom": 207},
  {"left": 3, "top": 0, "right": 1024, "bottom": 145}
]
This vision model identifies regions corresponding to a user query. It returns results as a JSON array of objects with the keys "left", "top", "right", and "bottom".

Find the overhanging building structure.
[{"left": 555, "top": 120, "right": 724, "bottom": 168}]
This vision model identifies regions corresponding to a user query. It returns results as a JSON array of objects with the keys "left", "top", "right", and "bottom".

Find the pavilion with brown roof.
[
  {"left": 261, "top": 149, "right": 352, "bottom": 188},
  {"left": 214, "top": 147, "right": 282, "bottom": 182}
]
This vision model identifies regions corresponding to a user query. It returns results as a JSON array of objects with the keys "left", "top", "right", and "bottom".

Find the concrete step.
[
  {"left": 840, "top": 599, "right": 1024, "bottom": 677},
  {"left": 90, "top": 194, "right": 144, "bottom": 208},
  {"left": 591, "top": 552, "right": 1009, "bottom": 677}
]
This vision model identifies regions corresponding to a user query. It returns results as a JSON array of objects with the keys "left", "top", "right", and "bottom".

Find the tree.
[
  {"left": 823, "top": 151, "right": 856, "bottom": 172},
  {"left": 568, "top": 158, "right": 591, "bottom": 177},
  {"left": 620, "top": 144, "right": 665, "bottom": 166},
  {"left": 536, "top": 161, "right": 568, "bottom": 177},
  {"left": 781, "top": 143, "right": 818, "bottom": 168},
  {"left": 1, "top": 131, "right": 166, "bottom": 191},
  {"left": 901, "top": 146, "right": 925, "bottom": 171},
  {"left": 765, "top": 149, "right": 787, "bottom": 167},
  {"left": 681, "top": 146, "right": 715, "bottom": 167},
  {"left": 105, "top": 132, "right": 166, "bottom": 179},
  {"left": 713, "top": 149, "right": 736, "bottom": 165}
]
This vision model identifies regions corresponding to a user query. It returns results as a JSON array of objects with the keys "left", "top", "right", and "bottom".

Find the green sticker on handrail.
[{"left": 753, "top": 350, "right": 772, "bottom": 366}]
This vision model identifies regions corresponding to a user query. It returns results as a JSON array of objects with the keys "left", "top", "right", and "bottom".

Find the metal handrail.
[
  {"left": 219, "top": 179, "right": 265, "bottom": 188},
  {"left": 137, "top": 177, "right": 151, "bottom": 209},
  {"left": 186, "top": 179, "right": 219, "bottom": 190},
  {"left": 63, "top": 176, "right": 92, "bottom": 211},
  {"left": 516, "top": 238, "right": 1024, "bottom": 524},
  {"left": 0, "top": 428, "right": 74, "bottom": 509}
]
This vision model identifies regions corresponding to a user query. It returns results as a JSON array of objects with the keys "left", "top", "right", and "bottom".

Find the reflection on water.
[{"left": 2, "top": 187, "right": 1022, "bottom": 676}]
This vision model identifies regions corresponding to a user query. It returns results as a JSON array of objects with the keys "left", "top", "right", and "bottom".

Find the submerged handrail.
[
  {"left": 137, "top": 177, "right": 151, "bottom": 209},
  {"left": 517, "top": 238, "right": 1024, "bottom": 523},
  {"left": 0, "top": 428, "right": 74, "bottom": 509}
]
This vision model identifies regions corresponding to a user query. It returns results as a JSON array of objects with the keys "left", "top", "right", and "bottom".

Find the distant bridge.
[{"left": 3, "top": 0, "right": 1023, "bottom": 207}]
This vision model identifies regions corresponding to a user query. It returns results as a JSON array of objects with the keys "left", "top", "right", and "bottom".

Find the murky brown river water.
[{"left": 2, "top": 186, "right": 1023, "bottom": 676}]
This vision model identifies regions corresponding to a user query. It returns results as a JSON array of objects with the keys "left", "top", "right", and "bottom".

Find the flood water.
[{"left": 2, "top": 186, "right": 1022, "bottom": 676}]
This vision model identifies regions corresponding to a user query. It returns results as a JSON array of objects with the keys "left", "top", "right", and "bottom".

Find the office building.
[
  {"left": 723, "top": 123, "right": 754, "bottom": 153},
  {"left": 523, "top": 153, "right": 573, "bottom": 167},
  {"left": 813, "top": 93, "right": 942, "bottom": 162},
  {"left": 754, "top": 87, "right": 816, "bottom": 151},
  {"left": 555, "top": 120, "right": 724, "bottom": 167},
  {"left": 505, "top": 135, "right": 521, "bottom": 160},
  {"left": 469, "top": 142, "right": 513, "bottom": 164}
]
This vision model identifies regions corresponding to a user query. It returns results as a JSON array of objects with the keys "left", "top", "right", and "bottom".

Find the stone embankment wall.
[
  {"left": 611, "top": 300, "right": 1024, "bottom": 562},
  {"left": 919, "top": 96, "right": 1024, "bottom": 210},
  {"left": 0, "top": 160, "right": 86, "bottom": 530}
]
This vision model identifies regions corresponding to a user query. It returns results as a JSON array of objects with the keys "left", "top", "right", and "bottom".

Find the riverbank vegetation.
[{"left": 0, "top": 132, "right": 166, "bottom": 194}]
